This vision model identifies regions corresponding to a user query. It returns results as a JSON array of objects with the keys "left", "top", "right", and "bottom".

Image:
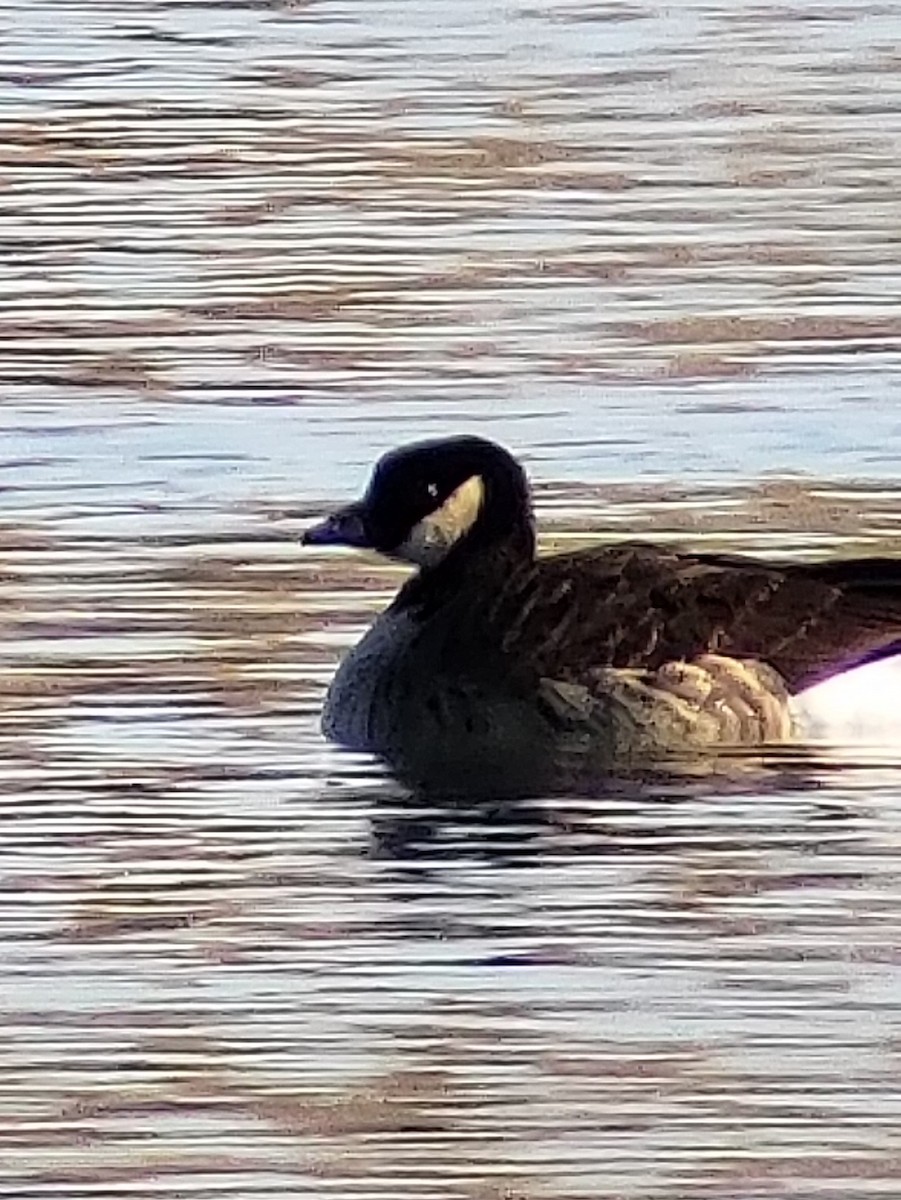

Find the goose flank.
[{"left": 303, "top": 436, "right": 901, "bottom": 795}]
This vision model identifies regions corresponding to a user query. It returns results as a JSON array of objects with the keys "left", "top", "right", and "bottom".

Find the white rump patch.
[{"left": 396, "top": 474, "right": 485, "bottom": 567}]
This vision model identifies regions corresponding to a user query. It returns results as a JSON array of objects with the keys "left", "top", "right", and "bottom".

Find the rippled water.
[{"left": 4, "top": 0, "right": 901, "bottom": 1195}]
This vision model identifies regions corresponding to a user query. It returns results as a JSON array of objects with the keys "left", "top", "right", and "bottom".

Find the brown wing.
[{"left": 484, "top": 543, "right": 901, "bottom": 693}]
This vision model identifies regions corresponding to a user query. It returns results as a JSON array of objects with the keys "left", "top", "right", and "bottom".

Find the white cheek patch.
[{"left": 396, "top": 474, "right": 485, "bottom": 567}]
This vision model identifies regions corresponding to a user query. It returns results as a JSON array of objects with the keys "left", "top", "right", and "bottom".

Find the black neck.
[{"left": 463, "top": 445, "right": 535, "bottom": 557}]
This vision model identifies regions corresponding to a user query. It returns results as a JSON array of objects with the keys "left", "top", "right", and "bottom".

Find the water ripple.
[{"left": 5, "top": 0, "right": 901, "bottom": 1195}]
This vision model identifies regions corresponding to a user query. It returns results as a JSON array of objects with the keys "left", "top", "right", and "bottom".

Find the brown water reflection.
[
  {"left": 6, "top": 0, "right": 901, "bottom": 411},
  {"left": 5, "top": 0, "right": 901, "bottom": 1194}
]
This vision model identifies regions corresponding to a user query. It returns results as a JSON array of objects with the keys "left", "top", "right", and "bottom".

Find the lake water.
[{"left": 4, "top": 1, "right": 901, "bottom": 1195}]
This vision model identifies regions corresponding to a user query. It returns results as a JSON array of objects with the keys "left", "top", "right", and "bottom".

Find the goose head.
[{"left": 303, "top": 435, "right": 535, "bottom": 568}]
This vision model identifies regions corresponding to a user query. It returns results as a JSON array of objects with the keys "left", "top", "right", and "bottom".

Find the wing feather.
[{"left": 483, "top": 544, "right": 901, "bottom": 692}]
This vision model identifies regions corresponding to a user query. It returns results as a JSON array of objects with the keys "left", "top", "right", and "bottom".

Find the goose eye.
[{"left": 426, "top": 482, "right": 439, "bottom": 500}]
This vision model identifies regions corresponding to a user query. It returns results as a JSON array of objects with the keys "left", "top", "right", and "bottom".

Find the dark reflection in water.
[{"left": 5, "top": 0, "right": 901, "bottom": 1195}]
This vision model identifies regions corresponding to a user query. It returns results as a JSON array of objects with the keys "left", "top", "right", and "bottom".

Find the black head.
[{"left": 303, "top": 435, "right": 534, "bottom": 566}]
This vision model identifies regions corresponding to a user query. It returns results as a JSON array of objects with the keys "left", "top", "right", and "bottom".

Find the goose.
[{"left": 303, "top": 436, "right": 901, "bottom": 795}]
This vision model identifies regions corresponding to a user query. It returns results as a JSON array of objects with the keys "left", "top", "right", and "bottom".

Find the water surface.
[{"left": 3, "top": 1, "right": 901, "bottom": 1196}]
